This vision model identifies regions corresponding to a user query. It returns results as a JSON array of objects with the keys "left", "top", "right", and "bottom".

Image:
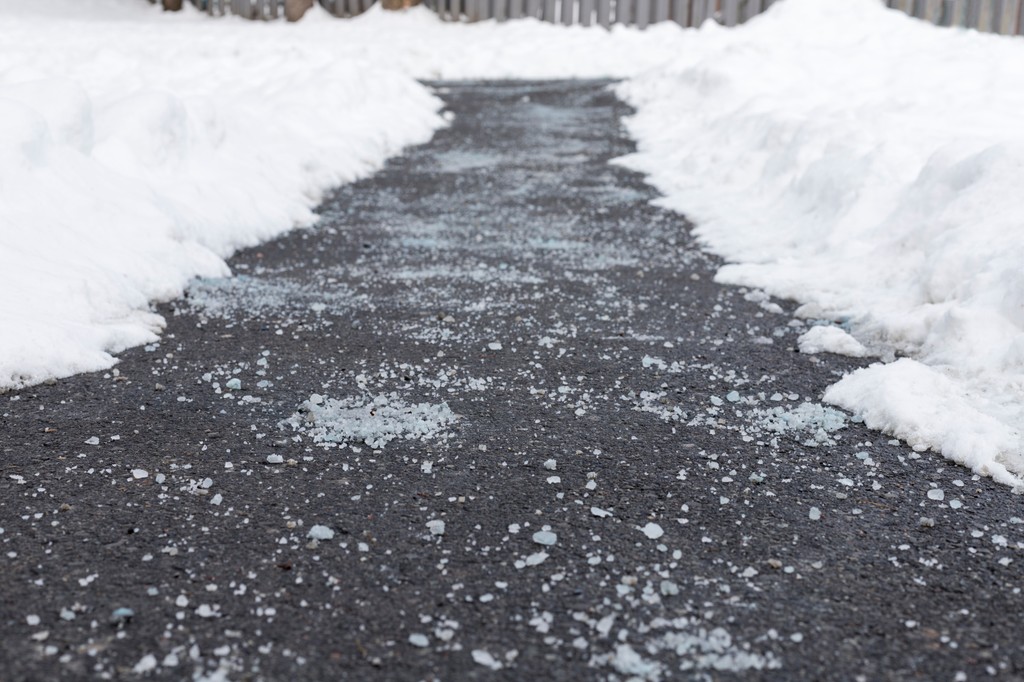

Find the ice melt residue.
[
  {"left": 755, "top": 403, "right": 848, "bottom": 448},
  {"left": 283, "top": 393, "right": 457, "bottom": 449}
]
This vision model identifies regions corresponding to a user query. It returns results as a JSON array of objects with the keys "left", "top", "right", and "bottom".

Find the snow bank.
[
  {"left": 617, "top": 0, "right": 1024, "bottom": 484},
  {"left": 0, "top": 0, "right": 686, "bottom": 389}
]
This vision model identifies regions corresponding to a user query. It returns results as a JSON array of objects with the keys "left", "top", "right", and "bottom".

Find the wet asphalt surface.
[{"left": 3, "top": 80, "right": 1024, "bottom": 681}]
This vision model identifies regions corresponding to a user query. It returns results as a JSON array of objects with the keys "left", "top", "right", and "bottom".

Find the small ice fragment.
[
  {"left": 640, "top": 522, "right": 664, "bottom": 540},
  {"left": 660, "top": 580, "right": 679, "bottom": 596},
  {"left": 710, "top": 396, "right": 724, "bottom": 406},
  {"left": 949, "top": 499, "right": 963, "bottom": 510},
  {"left": 927, "top": 488, "right": 944, "bottom": 501},
  {"left": 532, "top": 531, "right": 557, "bottom": 546},
  {"left": 84, "top": 437, "right": 99, "bottom": 446},
  {"left": 427, "top": 520, "right": 446, "bottom": 536},
  {"left": 472, "top": 649, "right": 503, "bottom": 670},
  {"left": 487, "top": 342, "right": 502, "bottom": 351},
  {"left": 26, "top": 615, "right": 40, "bottom": 626},
  {"left": 408, "top": 633, "right": 430, "bottom": 648},
  {"left": 809, "top": 507, "right": 821, "bottom": 521},
  {"left": 726, "top": 391, "right": 740, "bottom": 403},
  {"left": 266, "top": 454, "right": 284, "bottom": 464},
  {"left": 225, "top": 378, "right": 242, "bottom": 391},
  {"left": 546, "top": 476, "right": 561, "bottom": 484},
  {"left": 525, "top": 551, "right": 548, "bottom": 566},
  {"left": 110, "top": 607, "right": 135, "bottom": 624},
  {"left": 195, "top": 604, "right": 217, "bottom": 618},
  {"left": 307, "top": 525, "right": 335, "bottom": 541},
  {"left": 590, "top": 507, "right": 612, "bottom": 518},
  {"left": 175, "top": 595, "right": 189, "bottom": 608},
  {"left": 210, "top": 493, "right": 223, "bottom": 506},
  {"left": 131, "top": 469, "right": 148, "bottom": 480},
  {"left": 543, "top": 459, "right": 557, "bottom": 471},
  {"left": 133, "top": 655, "right": 158, "bottom": 674},
  {"left": 420, "top": 460, "right": 433, "bottom": 474}
]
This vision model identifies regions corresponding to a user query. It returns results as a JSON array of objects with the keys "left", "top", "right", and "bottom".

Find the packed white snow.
[
  {"left": 283, "top": 392, "right": 457, "bottom": 449},
  {"left": 0, "top": 0, "right": 686, "bottom": 390},
  {"left": 618, "top": 0, "right": 1024, "bottom": 485},
  {"left": 798, "top": 325, "right": 869, "bottom": 358}
]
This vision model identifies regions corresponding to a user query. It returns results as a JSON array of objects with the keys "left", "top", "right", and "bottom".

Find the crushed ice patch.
[{"left": 282, "top": 392, "right": 457, "bottom": 450}]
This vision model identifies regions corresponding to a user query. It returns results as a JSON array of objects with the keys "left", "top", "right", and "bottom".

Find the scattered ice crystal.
[
  {"left": 472, "top": 649, "right": 503, "bottom": 671},
  {"left": 131, "top": 469, "right": 148, "bottom": 479},
  {"left": 927, "top": 488, "right": 945, "bottom": 501},
  {"left": 543, "top": 459, "right": 557, "bottom": 471},
  {"left": 640, "top": 523, "right": 664, "bottom": 540},
  {"left": 427, "top": 520, "right": 446, "bottom": 536},
  {"left": 283, "top": 393, "right": 457, "bottom": 449},
  {"left": 809, "top": 507, "right": 822, "bottom": 521},
  {"left": 307, "top": 525, "right": 335, "bottom": 541},
  {"left": 266, "top": 454, "right": 284, "bottom": 464},
  {"left": 408, "top": 633, "right": 430, "bottom": 648},
  {"left": 532, "top": 531, "right": 558, "bottom": 546},
  {"left": 84, "top": 437, "right": 99, "bottom": 446},
  {"left": 487, "top": 342, "right": 503, "bottom": 351}
]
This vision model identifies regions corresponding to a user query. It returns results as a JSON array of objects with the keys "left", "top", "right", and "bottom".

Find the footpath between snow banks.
[{"left": 2, "top": 0, "right": 1024, "bottom": 485}]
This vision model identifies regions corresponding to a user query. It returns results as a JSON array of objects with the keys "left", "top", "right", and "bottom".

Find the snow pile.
[
  {"left": 283, "top": 393, "right": 457, "bottom": 449},
  {"left": 617, "top": 0, "right": 1024, "bottom": 484},
  {"left": 0, "top": 0, "right": 687, "bottom": 390}
]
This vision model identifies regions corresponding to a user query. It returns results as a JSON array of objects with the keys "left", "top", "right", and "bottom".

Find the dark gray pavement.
[{"left": 2, "top": 81, "right": 1023, "bottom": 681}]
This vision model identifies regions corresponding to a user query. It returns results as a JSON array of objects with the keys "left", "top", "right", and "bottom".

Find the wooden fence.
[
  {"left": 180, "top": 0, "right": 375, "bottom": 18},
  {"left": 430, "top": 0, "right": 1024, "bottom": 34}
]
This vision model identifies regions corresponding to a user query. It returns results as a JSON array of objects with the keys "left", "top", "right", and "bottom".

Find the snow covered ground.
[
  {"left": 0, "top": 0, "right": 682, "bottom": 389},
  {"left": 3, "top": 0, "right": 1024, "bottom": 486},
  {"left": 618, "top": 0, "right": 1024, "bottom": 486}
]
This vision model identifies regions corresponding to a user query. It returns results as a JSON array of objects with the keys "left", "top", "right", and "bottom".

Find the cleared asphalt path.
[{"left": 2, "top": 81, "right": 1023, "bottom": 681}]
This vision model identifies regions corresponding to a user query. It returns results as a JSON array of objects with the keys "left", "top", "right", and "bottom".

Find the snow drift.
[
  {"left": 618, "top": 0, "right": 1024, "bottom": 484},
  {"left": 0, "top": 0, "right": 685, "bottom": 389}
]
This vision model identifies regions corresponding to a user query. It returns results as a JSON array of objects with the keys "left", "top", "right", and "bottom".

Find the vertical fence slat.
[
  {"left": 543, "top": 0, "right": 557, "bottom": 21},
  {"left": 616, "top": 0, "right": 633, "bottom": 24},
  {"left": 561, "top": 0, "right": 575, "bottom": 24},
  {"left": 722, "top": 0, "right": 739, "bottom": 25},
  {"left": 690, "top": 0, "right": 705, "bottom": 24},
  {"left": 992, "top": 0, "right": 1006, "bottom": 31},
  {"left": 653, "top": 0, "right": 669, "bottom": 22},
  {"left": 494, "top": 0, "right": 507, "bottom": 20},
  {"left": 509, "top": 0, "right": 523, "bottom": 18},
  {"left": 965, "top": 0, "right": 981, "bottom": 26},
  {"left": 636, "top": 0, "right": 650, "bottom": 27},
  {"left": 596, "top": 0, "right": 611, "bottom": 25},
  {"left": 525, "top": 0, "right": 539, "bottom": 16},
  {"left": 1017, "top": 0, "right": 1024, "bottom": 34},
  {"left": 580, "top": 0, "right": 594, "bottom": 24},
  {"left": 670, "top": 0, "right": 687, "bottom": 25}
]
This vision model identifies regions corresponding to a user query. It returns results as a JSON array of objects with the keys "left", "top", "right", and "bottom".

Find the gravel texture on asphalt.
[{"left": 2, "top": 80, "right": 1023, "bottom": 681}]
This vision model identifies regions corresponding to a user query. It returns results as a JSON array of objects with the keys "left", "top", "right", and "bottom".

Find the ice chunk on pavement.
[
  {"left": 591, "top": 507, "right": 613, "bottom": 518},
  {"left": 266, "top": 454, "right": 284, "bottom": 464},
  {"left": 131, "top": 469, "right": 148, "bottom": 479},
  {"left": 307, "top": 525, "right": 335, "bottom": 541},
  {"left": 927, "top": 488, "right": 944, "bottom": 501},
  {"left": 427, "top": 520, "right": 446, "bottom": 536},
  {"left": 472, "top": 649, "right": 503, "bottom": 671},
  {"left": 525, "top": 551, "right": 548, "bottom": 566},
  {"left": 798, "top": 326, "right": 869, "bottom": 358},
  {"left": 225, "top": 378, "right": 242, "bottom": 391},
  {"left": 543, "top": 458, "right": 557, "bottom": 471},
  {"left": 409, "top": 633, "right": 430, "bottom": 648},
  {"left": 756, "top": 402, "right": 848, "bottom": 447},
  {"left": 532, "top": 530, "right": 557, "bottom": 546},
  {"left": 640, "top": 522, "right": 664, "bottom": 540},
  {"left": 809, "top": 507, "right": 821, "bottom": 521}
]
